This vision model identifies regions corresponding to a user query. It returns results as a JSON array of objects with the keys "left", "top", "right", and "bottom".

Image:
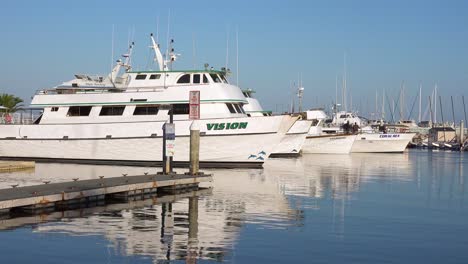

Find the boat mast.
[
  {"left": 434, "top": 83, "right": 437, "bottom": 124},
  {"left": 418, "top": 82, "right": 422, "bottom": 123}
]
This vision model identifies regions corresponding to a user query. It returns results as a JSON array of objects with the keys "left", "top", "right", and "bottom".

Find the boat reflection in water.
[{"left": 3, "top": 151, "right": 455, "bottom": 262}]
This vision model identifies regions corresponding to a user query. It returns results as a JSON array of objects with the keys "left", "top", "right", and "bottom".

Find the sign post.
[{"left": 162, "top": 106, "right": 175, "bottom": 174}]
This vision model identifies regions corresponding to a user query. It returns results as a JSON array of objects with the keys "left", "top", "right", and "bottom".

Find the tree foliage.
[{"left": 0, "top": 93, "right": 24, "bottom": 112}]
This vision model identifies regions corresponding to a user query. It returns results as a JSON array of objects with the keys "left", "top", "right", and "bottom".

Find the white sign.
[
  {"left": 166, "top": 140, "right": 175, "bottom": 157},
  {"left": 189, "top": 91, "right": 200, "bottom": 120}
]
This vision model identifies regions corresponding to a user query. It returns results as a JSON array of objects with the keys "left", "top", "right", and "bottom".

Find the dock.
[
  {"left": 0, "top": 161, "right": 35, "bottom": 172},
  {"left": 0, "top": 172, "right": 212, "bottom": 214}
]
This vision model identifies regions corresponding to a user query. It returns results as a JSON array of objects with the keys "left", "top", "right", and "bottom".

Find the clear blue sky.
[{"left": 1, "top": 0, "right": 467, "bottom": 121}]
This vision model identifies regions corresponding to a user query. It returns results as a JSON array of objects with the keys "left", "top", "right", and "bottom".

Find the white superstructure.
[{"left": 0, "top": 34, "right": 308, "bottom": 168}]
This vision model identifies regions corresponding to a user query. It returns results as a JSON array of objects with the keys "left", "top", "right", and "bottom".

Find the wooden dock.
[
  {"left": 0, "top": 161, "right": 35, "bottom": 172},
  {"left": 0, "top": 172, "right": 212, "bottom": 214}
]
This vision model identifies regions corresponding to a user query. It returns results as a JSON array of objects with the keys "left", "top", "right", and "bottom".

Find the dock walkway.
[
  {"left": 0, "top": 161, "right": 35, "bottom": 172},
  {"left": 0, "top": 173, "right": 212, "bottom": 212}
]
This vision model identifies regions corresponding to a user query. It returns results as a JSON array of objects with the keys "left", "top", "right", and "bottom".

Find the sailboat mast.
[
  {"left": 418, "top": 82, "right": 422, "bottom": 123},
  {"left": 434, "top": 83, "right": 437, "bottom": 124}
]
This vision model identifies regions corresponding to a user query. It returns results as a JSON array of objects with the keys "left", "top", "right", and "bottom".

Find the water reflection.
[{"left": 0, "top": 150, "right": 467, "bottom": 263}]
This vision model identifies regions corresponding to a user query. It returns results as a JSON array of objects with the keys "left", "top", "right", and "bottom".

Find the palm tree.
[{"left": 0, "top": 93, "right": 23, "bottom": 113}]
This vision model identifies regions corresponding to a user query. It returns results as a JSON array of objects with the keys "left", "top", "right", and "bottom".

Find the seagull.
[
  {"left": 258, "top": 151, "right": 266, "bottom": 155},
  {"left": 11, "top": 184, "right": 19, "bottom": 188},
  {"left": 248, "top": 154, "right": 257, "bottom": 159},
  {"left": 43, "top": 181, "right": 51, "bottom": 184},
  {"left": 122, "top": 173, "right": 128, "bottom": 177},
  {"left": 144, "top": 172, "right": 149, "bottom": 175},
  {"left": 99, "top": 176, "right": 105, "bottom": 179},
  {"left": 72, "top": 178, "right": 79, "bottom": 182}
]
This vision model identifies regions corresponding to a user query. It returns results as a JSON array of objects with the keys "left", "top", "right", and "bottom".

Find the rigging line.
[
  {"left": 385, "top": 92, "right": 395, "bottom": 123},
  {"left": 407, "top": 90, "right": 419, "bottom": 120},
  {"left": 439, "top": 96, "right": 446, "bottom": 142}
]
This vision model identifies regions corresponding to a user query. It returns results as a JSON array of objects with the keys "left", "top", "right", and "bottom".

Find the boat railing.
[
  {"left": 0, "top": 112, "right": 36, "bottom": 125},
  {"left": 35, "top": 86, "right": 167, "bottom": 95}
]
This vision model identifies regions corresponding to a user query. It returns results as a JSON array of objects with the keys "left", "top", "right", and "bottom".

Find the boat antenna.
[
  {"left": 236, "top": 26, "right": 239, "bottom": 86},
  {"left": 225, "top": 25, "right": 229, "bottom": 70},
  {"left": 111, "top": 24, "right": 115, "bottom": 74},
  {"left": 192, "top": 32, "right": 196, "bottom": 69},
  {"left": 166, "top": 9, "right": 171, "bottom": 70}
]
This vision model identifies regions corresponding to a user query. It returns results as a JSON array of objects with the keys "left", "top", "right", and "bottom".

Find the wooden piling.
[{"left": 189, "top": 122, "right": 200, "bottom": 175}]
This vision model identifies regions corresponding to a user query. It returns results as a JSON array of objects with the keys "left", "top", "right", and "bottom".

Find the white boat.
[
  {"left": 302, "top": 109, "right": 356, "bottom": 154},
  {"left": 351, "top": 133, "right": 415, "bottom": 153},
  {"left": 241, "top": 88, "right": 311, "bottom": 157},
  {"left": 0, "top": 35, "right": 307, "bottom": 168}
]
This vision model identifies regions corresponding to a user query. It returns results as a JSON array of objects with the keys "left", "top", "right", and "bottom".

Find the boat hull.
[
  {"left": 351, "top": 133, "right": 415, "bottom": 153},
  {"left": 302, "top": 134, "right": 357, "bottom": 154},
  {"left": 0, "top": 116, "right": 295, "bottom": 168}
]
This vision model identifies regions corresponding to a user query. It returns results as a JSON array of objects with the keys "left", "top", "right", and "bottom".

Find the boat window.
[
  {"left": 51, "top": 107, "right": 59, "bottom": 112},
  {"left": 133, "top": 105, "right": 159, "bottom": 115},
  {"left": 220, "top": 75, "right": 228, "bottom": 83},
  {"left": 193, "top": 74, "right": 201, "bottom": 84},
  {"left": 67, "top": 106, "right": 92, "bottom": 116},
  {"left": 173, "top": 104, "right": 189, "bottom": 115},
  {"left": 99, "top": 105, "right": 125, "bottom": 116},
  {"left": 149, "top": 74, "right": 161, "bottom": 80},
  {"left": 135, "top": 74, "right": 147, "bottom": 80},
  {"left": 340, "top": 114, "right": 346, "bottom": 118},
  {"left": 233, "top": 104, "right": 242, "bottom": 113},
  {"left": 238, "top": 104, "right": 246, "bottom": 114},
  {"left": 226, "top": 103, "right": 236, "bottom": 113},
  {"left": 203, "top": 74, "right": 209, "bottom": 83},
  {"left": 243, "top": 92, "right": 250, "bottom": 98},
  {"left": 177, "top": 74, "right": 191, "bottom": 84},
  {"left": 210, "top": 73, "right": 221, "bottom": 83}
]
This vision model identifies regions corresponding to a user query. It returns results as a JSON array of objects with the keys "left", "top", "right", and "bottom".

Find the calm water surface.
[{"left": 0, "top": 149, "right": 467, "bottom": 263}]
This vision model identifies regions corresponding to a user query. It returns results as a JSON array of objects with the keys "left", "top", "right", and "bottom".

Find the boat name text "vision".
[{"left": 207, "top": 122, "right": 248, "bottom": 130}]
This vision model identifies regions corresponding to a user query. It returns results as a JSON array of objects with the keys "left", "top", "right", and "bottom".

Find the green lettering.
[
  {"left": 214, "top": 123, "right": 219, "bottom": 130},
  {"left": 231, "top": 122, "right": 239, "bottom": 129},
  {"left": 218, "top": 123, "right": 225, "bottom": 130},
  {"left": 207, "top": 123, "right": 215, "bottom": 130},
  {"left": 226, "top": 123, "right": 230, "bottom": 129},
  {"left": 239, "top": 122, "right": 248, "bottom": 129}
]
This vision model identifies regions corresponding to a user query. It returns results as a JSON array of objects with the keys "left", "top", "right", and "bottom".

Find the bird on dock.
[
  {"left": 99, "top": 176, "right": 105, "bottom": 179},
  {"left": 144, "top": 172, "right": 149, "bottom": 175},
  {"left": 122, "top": 173, "right": 128, "bottom": 177},
  {"left": 10, "top": 184, "right": 19, "bottom": 188},
  {"left": 43, "top": 181, "right": 51, "bottom": 184},
  {"left": 72, "top": 178, "right": 79, "bottom": 181}
]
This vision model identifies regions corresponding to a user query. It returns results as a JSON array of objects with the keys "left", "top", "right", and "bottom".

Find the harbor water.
[{"left": 0, "top": 149, "right": 467, "bottom": 263}]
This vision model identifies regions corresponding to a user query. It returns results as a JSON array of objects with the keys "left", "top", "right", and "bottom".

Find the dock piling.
[{"left": 189, "top": 121, "right": 200, "bottom": 175}]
